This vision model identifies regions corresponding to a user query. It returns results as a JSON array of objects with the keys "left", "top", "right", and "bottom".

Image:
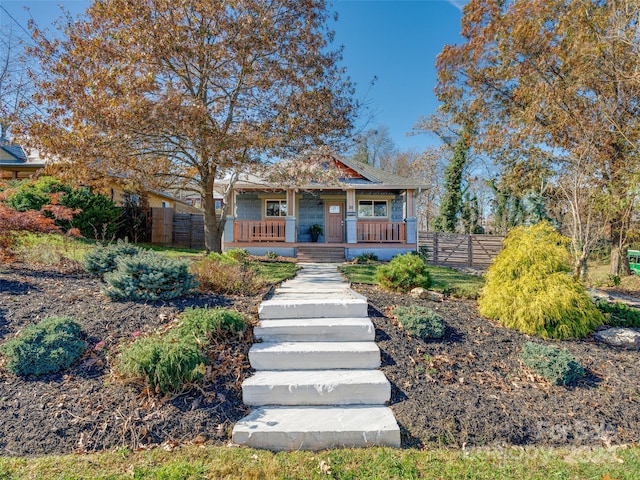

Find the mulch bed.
[{"left": 0, "top": 263, "right": 639, "bottom": 456}]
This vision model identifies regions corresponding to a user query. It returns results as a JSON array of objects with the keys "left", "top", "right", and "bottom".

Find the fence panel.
[
  {"left": 151, "top": 208, "right": 206, "bottom": 249},
  {"left": 418, "top": 232, "right": 503, "bottom": 267}
]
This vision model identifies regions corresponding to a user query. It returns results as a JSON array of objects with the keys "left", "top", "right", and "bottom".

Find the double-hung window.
[
  {"left": 265, "top": 199, "right": 287, "bottom": 217},
  {"left": 357, "top": 199, "right": 388, "bottom": 218}
]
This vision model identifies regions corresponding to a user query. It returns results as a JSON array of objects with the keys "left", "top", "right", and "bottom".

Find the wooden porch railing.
[
  {"left": 357, "top": 221, "right": 406, "bottom": 243},
  {"left": 234, "top": 220, "right": 286, "bottom": 242}
]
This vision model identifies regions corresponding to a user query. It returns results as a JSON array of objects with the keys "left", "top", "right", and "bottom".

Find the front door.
[{"left": 325, "top": 202, "right": 344, "bottom": 243}]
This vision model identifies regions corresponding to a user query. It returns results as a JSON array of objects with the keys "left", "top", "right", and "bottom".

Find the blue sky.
[{"left": 1, "top": 0, "right": 466, "bottom": 152}]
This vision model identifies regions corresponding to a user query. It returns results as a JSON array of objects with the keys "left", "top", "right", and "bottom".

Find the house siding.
[
  {"left": 235, "top": 192, "right": 262, "bottom": 221},
  {"left": 297, "top": 193, "right": 325, "bottom": 242}
]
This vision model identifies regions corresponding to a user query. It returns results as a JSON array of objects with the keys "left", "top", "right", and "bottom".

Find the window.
[
  {"left": 215, "top": 199, "right": 223, "bottom": 210},
  {"left": 358, "top": 200, "right": 388, "bottom": 218},
  {"left": 161, "top": 201, "right": 169, "bottom": 208},
  {"left": 265, "top": 199, "right": 287, "bottom": 217}
]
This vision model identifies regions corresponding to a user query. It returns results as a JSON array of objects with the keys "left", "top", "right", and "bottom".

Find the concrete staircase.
[
  {"left": 296, "top": 245, "right": 345, "bottom": 263},
  {"left": 232, "top": 263, "right": 400, "bottom": 451}
]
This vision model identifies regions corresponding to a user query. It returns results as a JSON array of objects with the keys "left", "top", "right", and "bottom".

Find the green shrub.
[
  {"left": 103, "top": 251, "right": 198, "bottom": 300},
  {"left": 1, "top": 316, "right": 85, "bottom": 376},
  {"left": 117, "top": 335, "right": 204, "bottom": 395},
  {"left": 375, "top": 253, "right": 432, "bottom": 292},
  {"left": 175, "top": 307, "right": 247, "bottom": 343},
  {"left": 520, "top": 342, "right": 585, "bottom": 386},
  {"left": 478, "top": 222, "right": 603, "bottom": 339},
  {"left": 391, "top": 305, "right": 444, "bottom": 339},
  {"left": 83, "top": 239, "right": 143, "bottom": 277},
  {"left": 265, "top": 251, "right": 279, "bottom": 260},
  {"left": 191, "top": 256, "right": 262, "bottom": 295},
  {"left": 225, "top": 248, "right": 250, "bottom": 263},
  {"left": 7, "top": 177, "right": 121, "bottom": 238},
  {"left": 354, "top": 252, "right": 378, "bottom": 264},
  {"left": 596, "top": 301, "right": 640, "bottom": 327}
]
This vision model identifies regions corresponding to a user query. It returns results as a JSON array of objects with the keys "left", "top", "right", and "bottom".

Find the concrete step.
[
  {"left": 242, "top": 370, "right": 390, "bottom": 406},
  {"left": 249, "top": 342, "right": 380, "bottom": 370},
  {"left": 232, "top": 405, "right": 400, "bottom": 451},
  {"left": 259, "top": 291, "right": 368, "bottom": 319},
  {"left": 254, "top": 318, "right": 375, "bottom": 342}
]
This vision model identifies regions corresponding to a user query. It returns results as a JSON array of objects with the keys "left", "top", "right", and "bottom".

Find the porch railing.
[
  {"left": 357, "top": 221, "right": 406, "bottom": 243},
  {"left": 234, "top": 220, "right": 286, "bottom": 242}
]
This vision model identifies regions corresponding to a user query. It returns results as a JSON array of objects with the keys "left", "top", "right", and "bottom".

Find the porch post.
[
  {"left": 223, "top": 189, "right": 236, "bottom": 247},
  {"left": 405, "top": 189, "right": 417, "bottom": 244},
  {"left": 285, "top": 188, "right": 296, "bottom": 243},
  {"left": 345, "top": 188, "right": 357, "bottom": 244}
]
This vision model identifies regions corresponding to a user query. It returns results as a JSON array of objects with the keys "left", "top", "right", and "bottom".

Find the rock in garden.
[
  {"left": 594, "top": 327, "right": 640, "bottom": 350},
  {"left": 410, "top": 287, "right": 444, "bottom": 302}
]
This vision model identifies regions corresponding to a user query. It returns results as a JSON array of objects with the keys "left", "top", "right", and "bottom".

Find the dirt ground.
[{"left": 0, "top": 263, "right": 639, "bottom": 456}]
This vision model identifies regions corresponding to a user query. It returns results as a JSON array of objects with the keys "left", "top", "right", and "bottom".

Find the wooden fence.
[
  {"left": 151, "top": 208, "right": 205, "bottom": 249},
  {"left": 418, "top": 232, "right": 504, "bottom": 267}
]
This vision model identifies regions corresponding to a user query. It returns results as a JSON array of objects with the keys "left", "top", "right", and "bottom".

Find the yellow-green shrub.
[{"left": 478, "top": 222, "right": 603, "bottom": 339}]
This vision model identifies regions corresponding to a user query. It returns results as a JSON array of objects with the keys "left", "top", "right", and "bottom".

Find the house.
[
  {"left": 222, "top": 152, "right": 426, "bottom": 261},
  {"left": 0, "top": 139, "right": 46, "bottom": 180},
  {"left": 0, "top": 139, "right": 200, "bottom": 213}
]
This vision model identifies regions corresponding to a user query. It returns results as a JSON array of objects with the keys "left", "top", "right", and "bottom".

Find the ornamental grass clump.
[
  {"left": 376, "top": 253, "right": 432, "bottom": 293},
  {"left": 520, "top": 342, "right": 585, "bottom": 386},
  {"left": 1, "top": 316, "right": 85, "bottom": 376},
  {"left": 478, "top": 222, "right": 603, "bottom": 339},
  {"left": 174, "top": 307, "right": 247, "bottom": 343},
  {"left": 117, "top": 335, "right": 204, "bottom": 395},
  {"left": 103, "top": 251, "right": 198, "bottom": 300},
  {"left": 392, "top": 305, "right": 444, "bottom": 339},
  {"left": 191, "top": 252, "right": 262, "bottom": 295}
]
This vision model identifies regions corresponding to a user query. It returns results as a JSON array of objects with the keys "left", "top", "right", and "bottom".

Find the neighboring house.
[
  {"left": 0, "top": 139, "right": 46, "bottom": 180},
  {"left": 222, "top": 152, "right": 426, "bottom": 261},
  {"left": 108, "top": 185, "right": 201, "bottom": 214},
  {"left": 0, "top": 138, "right": 200, "bottom": 213}
]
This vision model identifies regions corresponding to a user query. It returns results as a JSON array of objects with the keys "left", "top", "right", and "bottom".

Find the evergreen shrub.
[
  {"left": 83, "top": 239, "right": 142, "bottom": 277},
  {"left": 7, "top": 177, "right": 121, "bottom": 238},
  {"left": 596, "top": 301, "right": 640, "bottom": 327},
  {"left": 117, "top": 335, "right": 204, "bottom": 395},
  {"left": 175, "top": 307, "right": 247, "bottom": 343},
  {"left": 391, "top": 305, "right": 444, "bottom": 339},
  {"left": 103, "top": 251, "right": 198, "bottom": 300},
  {"left": 1, "top": 316, "right": 85, "bottom": 376},
  {"left": 520, "top": 342, "right": 585, "bottom": 386},
  {"left": 478, "top": 222, "right": 603, "bottom": 339},
  {"left": 376, "top": 253, "right": 432, "bottom": 292}
]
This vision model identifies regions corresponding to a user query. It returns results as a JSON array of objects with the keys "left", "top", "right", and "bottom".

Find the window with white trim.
[
  {"left": 265, "top": 199, "right": 287, "bottom": 217},
  {"left": 358, "top": 199, "right": 388, "bottom": 218}
]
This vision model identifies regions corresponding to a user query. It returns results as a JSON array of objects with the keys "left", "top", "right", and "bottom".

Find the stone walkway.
[{"left": 232, "top": 263, "right": 400, "bottom": 451}]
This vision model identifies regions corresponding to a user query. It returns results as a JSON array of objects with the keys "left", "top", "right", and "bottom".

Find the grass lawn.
[
  {"left": 250, "top": 260, "right": 298, "bottom": 284},
  {"left": 340, "top": 263, "right": 485, "bottom": 298},
  {"left": 0, "top": 445, "right": 636, "bottom": 479}
]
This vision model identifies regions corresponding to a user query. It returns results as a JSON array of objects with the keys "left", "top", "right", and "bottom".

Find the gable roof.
[
  {"left": 0, "top": 139, "right": 28, "bottom": 164},
  {"left": 231, "top": 150, "right": 428, "bottom": 191}
]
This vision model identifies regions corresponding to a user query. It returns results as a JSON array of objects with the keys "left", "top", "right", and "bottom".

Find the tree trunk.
[
  {"left": 609, "top": 220, "right": 631, "bottom": 276},
  {"left": 202, "top": 190, "right": 223, "bottom": 254},
  {"left": 574, "top": 254, "right": 588, "bottom": 283}
]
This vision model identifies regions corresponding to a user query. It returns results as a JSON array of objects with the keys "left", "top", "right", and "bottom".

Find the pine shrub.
[
  {"left": 376, "top": 253, "right": 432, "bottom": 292},
  {"left": 175, "top": 307, "right": 247, "bottom": 343},
  {"left": 103, "top": 251, "right": 198, "bottom": 300},
  {"left": 117, "top": 335, "right": 204, "bottom": 395},
  {"left": 83, "top": 240, "right": 142, "bottom": 277},
  {"left": 520, "top": 342, "right": 585, "bottom": 386},
  {"left": 478, "top": 222, "right": 603, "bottom": 339},
  {"left": 1, "top": 316, "right": 85, "bottom": 376},
  {"left": 391, "top": 305, "right": 444, "bottom": 339},
  {"left": 596, "top": 301, "right": 640, "bottom": 327}
]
